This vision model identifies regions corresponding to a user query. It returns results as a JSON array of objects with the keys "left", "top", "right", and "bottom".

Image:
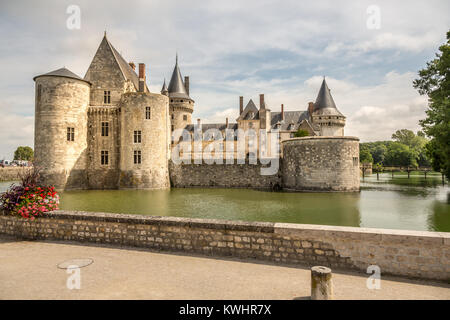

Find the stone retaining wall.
[
  {"left": 0, "top": 167, "right": 31, "bottom": 182},
  {"left": 0, "top": 211, "right": 450, "bottom": 281},
  {"left": 0, "top": 210, "right": 448, "bottom": 281},
  {"left": 169, "top": 161, "right": 282, "bottom": 189}
]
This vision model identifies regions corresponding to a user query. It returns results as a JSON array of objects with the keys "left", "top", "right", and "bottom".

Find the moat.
[{"left": 1, "top": 174, "right": 448, "bottom": 232}]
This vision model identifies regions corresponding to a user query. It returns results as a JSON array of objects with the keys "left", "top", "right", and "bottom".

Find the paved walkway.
[{"left": 0, "top": 237, "right": 449, "bottom": 300}]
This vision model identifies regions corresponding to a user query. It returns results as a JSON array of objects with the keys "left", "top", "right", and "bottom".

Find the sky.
[{"left": 0, "top": 0, "right": 449, "bottom": 159}]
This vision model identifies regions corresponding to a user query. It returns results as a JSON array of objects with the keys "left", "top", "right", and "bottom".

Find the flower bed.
[{"left": 0, "top": 169, "right": 59, "bottom": 219}]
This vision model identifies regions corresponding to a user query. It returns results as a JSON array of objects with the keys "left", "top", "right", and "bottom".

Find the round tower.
[
  {"left": 167, "top": 55, "right": 194, "bottom": 131},
  {"left": 119, "top": 92, "right": 170, "bottom": 189},
  {"left": 311, "top": 78, "right": 346, "bottom": 136},
  {"left": 33, "top": 68, "right": 90, "bottom": 189},
  {"left": 282, "top": 136, "right": 360, "bottom": 192}
]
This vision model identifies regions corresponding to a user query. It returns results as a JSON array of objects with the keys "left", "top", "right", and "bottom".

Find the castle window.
[
  {"left": 171, "top": 114, "right": 174, "bottom": 120},
  {"left": 134, "top": 130, "right": 142, "bottom": 143},
  {"left": 183, "top": 115, "right": 187, "bottom": 121},
  {"left": 353, "top": 157, "right": 358, "bottom": 166},
  {"left": 103, "top": 90, "right": 111, "bottom": 104},
  {"left": 101, "top": 150, "right": 109, "bottom": 165},
  {"left": 101, "top": 122, "right": 109, "bottom": 136},
  {"left": 181, "top": 100, "right": 184, "bottom": 103},
  {"left": 134, "top": 150, "right": 142, "bottom": 164},
  {"left": 145, "top": 107, "right": 151, "bottom": 119},
  {"left": 67, "top": 127, "right": 74, "bottom": 141},
  {"left": 171, "top": 99, "right": 174, "bottom": 103},
  {"left": 171, "top": 125, "right": 174, "bottom": 131}
]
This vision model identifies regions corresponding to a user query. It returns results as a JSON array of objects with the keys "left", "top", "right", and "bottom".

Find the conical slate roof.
[
  {"left": 33, "top": 67, "right": 90, "bottom": 84},
  {"left": 161, "top": 78, "right": 168, "bottom": 93},
  {"left": 168, "top": 55, "right": 191, "bottom": 99},
  {"left": 313, "top": 78, "right": 343, "bottom": 116}
]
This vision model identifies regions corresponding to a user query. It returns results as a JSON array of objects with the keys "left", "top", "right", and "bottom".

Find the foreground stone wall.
[
  {"left": 1, "top": 210, "right": 448, "bottom": 281},
  {"left": 0, "top": 167, "right": 32, "bottom": 182},
  {"left": 169, "top": 161, "right": 281, "bottom": 189}
]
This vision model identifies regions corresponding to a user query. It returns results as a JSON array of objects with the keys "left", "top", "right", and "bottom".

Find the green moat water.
[{"left": 1, "top": 173, "right": 449, "bottom": 232}]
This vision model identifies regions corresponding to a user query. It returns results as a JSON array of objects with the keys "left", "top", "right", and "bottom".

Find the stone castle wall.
[
  {"left": 169, "top": 160, "right": 281, "bottom": 189},
  {"left": 169, "top": 99, "right": 193, "bottom": 131},
  {"left": 282, "top": 136, "right": 360, "bottom": 191},
  {"left": 119, "top": 93, "right": 170, "bottom": 189},
  {"left": 86, "top": 106, "right": 121, "bottom": 189},
  {"left": 169, "top": 137, "right": 360, "bottom": 192},
  {"left": 1, "top": 210, "right": 448, "bottom": 281},
  {"left": 34, "top": 76, "right": 90, "bottom": 189}
]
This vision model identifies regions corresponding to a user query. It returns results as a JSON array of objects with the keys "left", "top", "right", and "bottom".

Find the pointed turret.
[
  {"left": 315, "top": 78, "right": 336, "bottom": 109},
  {"left": 311, "top": 77, "right": 346, "bottom": 136},
  {"left": 161, "top": 78, "right": 168, "bottom": 96},
  {"left": 167, "top": 54, "right": 194, "bottom": 131},
  {"left": 168, "top": 55, "right": 191, "bottom": 100},
  {"left": 313, "top": 78, "right": 343, "bottom": 116}
]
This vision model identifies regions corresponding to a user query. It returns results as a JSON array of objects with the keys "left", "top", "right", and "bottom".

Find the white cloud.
[
  {"left": 0, "top": 111, "right": 34, "bottom": 160},
  {"left": 0, "top": 0, "right": 448, "bottom": 157},
  {"left": 198, "top": 71, "right": 429, "bottom": 143}
]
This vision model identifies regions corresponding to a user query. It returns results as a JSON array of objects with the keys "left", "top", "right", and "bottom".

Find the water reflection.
[{"left": 0, "top": 174, "right": 448, "bottom": 232}]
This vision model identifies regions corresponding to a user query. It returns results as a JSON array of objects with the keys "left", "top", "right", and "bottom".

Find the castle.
[{"left": 33, "top": 34, "right": 360, "bottom": 192}]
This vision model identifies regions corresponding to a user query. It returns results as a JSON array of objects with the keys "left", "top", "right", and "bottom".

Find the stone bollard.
[{"left": 311, "top": 266, "right": 333, "bottom": 300}]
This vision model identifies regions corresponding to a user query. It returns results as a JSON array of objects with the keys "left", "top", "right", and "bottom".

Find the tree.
[
  {"left": 14, "top": 146, "right": 34, "bottom": 161},
  {"left": 413, "top": 30, "right": 450, "bottom": 177},
  {"left": 371, "top": 143, "right": 387, "bottom": 164},
  {"left": 384, "top": 142, "right": 417, "bottom": 167},
  {"left": 392, "top": 129, "right": 416, "bottom": 147},
  {"left": 425, "top": 139, "right": 445, "bottom": 173},
  {"left": 294, "top": 129, "right": 309, "bottom": 137},
  {"left": 360, "top": 148, "right": 373, "bottom": 164}
]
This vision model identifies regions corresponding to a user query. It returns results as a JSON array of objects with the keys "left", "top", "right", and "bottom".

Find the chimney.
[
  {"left": 184, "top": 76, "right": 190, "bottom": 96},
  {"left": 138, "top": 63, "right": 146, "bottom": 92},
  {"left": 281, "top": 104, "right": 284, "bottom": 121},
  {"left": 259, "top": 94, "right": 265, "bottom": 110},
  {"left": 226, "top": 117, "right": 229, "bottom": 128},
  {"left": 239, "top": 96, "right": 243, "bottom": 115},
  {"left": 129, "top": 62, "right": 136, "bottom": 70}
]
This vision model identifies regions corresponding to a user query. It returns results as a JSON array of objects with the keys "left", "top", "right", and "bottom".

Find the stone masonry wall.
[
  {"left": 0, "top": 167, "right": 32, "bottom": 182},
  {"left": 0, "top": 210, "right": 448, "bottom": 281},
  {"left": 169, "top": 160, "right": 281, "bottom": 189},
  {"left": 282, "top": 136, "right": 360, "bottom": 191}
]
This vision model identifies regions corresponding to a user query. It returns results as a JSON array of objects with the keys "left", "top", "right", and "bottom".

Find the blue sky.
[{"left": 0, "top": 0, "right": 449, "bottom": 159}]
